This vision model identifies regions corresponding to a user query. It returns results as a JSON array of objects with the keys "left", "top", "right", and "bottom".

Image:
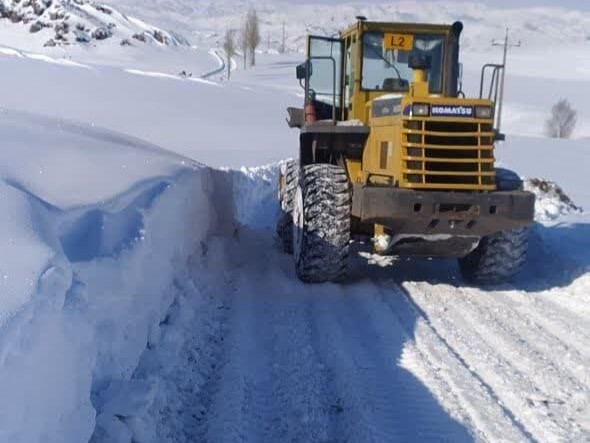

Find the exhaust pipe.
[{"left": 445, "top": 21, "right": 463, "bottom": 97}]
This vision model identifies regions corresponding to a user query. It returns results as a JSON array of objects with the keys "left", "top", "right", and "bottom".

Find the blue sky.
[{"left": 288, "top": 0, "right": 590, "bottom": 10}]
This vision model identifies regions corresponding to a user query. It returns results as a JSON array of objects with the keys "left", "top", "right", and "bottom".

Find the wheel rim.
[{"left": 292, "top": 185, "right": 304, "bottom": 263}]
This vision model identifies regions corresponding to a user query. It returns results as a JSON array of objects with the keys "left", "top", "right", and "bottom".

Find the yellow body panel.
[
  {"left": 330, "top": 21, "right": 498, "bottom": 192},
  {"left": 363, "top": 97, "right": 496, "bottom": 191}
]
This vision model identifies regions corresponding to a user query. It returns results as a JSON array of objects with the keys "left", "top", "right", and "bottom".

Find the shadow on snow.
[{"left": 346, "top": 221, "right": 590, "bottom": 293}]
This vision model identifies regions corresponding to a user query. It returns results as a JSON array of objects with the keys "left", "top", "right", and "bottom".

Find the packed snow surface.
[{"left": 0, "top": 1, "right": 588, "bottom": 442}]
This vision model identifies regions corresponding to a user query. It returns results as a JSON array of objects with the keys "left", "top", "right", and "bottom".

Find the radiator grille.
[{"left": 402, "top": 119, "right": 496, "bottom": 190}]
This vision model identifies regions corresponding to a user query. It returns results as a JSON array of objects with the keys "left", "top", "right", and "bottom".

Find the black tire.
[
  {"left": 276, "top": 159, "right": 299, "bottom": 253},
  {"left": 495, "top": 167, "right": 524, "bottom": 191},
  {"left": 292, "top": 164, "right": 351, "bottom": 283},
  {"left": 459, "top": 227, "right": 529, "bottom": 285}
]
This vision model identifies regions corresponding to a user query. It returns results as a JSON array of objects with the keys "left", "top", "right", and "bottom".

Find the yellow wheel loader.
[{"left": 277, "top": 18, "right": 535, "bottom": 284}]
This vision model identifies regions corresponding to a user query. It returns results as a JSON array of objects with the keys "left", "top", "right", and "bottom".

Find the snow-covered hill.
[
  {"left": 0, "top": 0, "right": 187, "bottom": 50},
  {"left": 106, "top": 0, "right": 590, "bottom": 53}
]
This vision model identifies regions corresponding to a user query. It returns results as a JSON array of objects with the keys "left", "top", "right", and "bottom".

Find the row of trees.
[
  {"left": 223, "top": 9, "right": 260, "bottom": 79},
  {"left": 222, "top": 10, "right": 287, "bottom": 79}
]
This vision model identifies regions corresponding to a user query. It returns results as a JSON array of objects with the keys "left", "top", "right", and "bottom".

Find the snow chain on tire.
[
  {"left": 276, "top": 159, "right": 299, "bottom": 253},
  {"left": 293, "top": 164, "right": 351, "bottom": 283},
  {"left": 459, "top": 226, "right": 530, "bottom": 285}
]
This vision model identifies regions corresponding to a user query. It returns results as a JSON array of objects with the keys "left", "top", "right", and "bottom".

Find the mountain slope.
[
  {"left": 0, "top": 0, "right": 187, "bottom": 49},
  {"left": 105, "top": 0, "right": 590, "bottom": 52}
]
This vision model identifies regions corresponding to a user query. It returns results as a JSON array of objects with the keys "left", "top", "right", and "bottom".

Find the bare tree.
[
  {"left": 279, "top": 21, "right": 286, "bottom": 54},
  {"left": 545, "top": 98, "right": 577, "bottom": 139},
  {"left": 246, "top": 8, "right": 261, "bottom": 66},
  {"left": 240, "top": 17, "right": 249, "bottom": 70},
  {"left": 222, "top": 29, "right": 235, "bottom": 79}
]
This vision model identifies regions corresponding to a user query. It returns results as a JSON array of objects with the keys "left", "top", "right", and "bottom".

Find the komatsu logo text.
[{"left": 431, "top": 105, "right": 474, "bottom": 117}]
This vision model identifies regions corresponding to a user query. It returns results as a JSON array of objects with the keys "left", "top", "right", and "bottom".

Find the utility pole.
[
  {"left": 280, "top": 21, "right": 286, "bottom": 53},
  {"left": 492, "top": 28, "right": 521, "bottom": 133}
]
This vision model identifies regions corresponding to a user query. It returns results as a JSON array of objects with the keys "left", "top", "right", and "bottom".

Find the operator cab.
[{"left": 296, "top": 20, "right": 463, "bottom": 123}]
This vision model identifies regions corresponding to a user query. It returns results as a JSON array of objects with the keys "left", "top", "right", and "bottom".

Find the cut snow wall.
[
  {"left": 0, "top": 165, "right": 243, "bottom": 443},
  {"left": 89, "top": 164, "right": 281, "bottom": 442}
]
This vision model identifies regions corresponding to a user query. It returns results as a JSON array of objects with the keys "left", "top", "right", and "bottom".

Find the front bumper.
[{"left": 352, "top": 185, "right": 535, "bottom": 238}]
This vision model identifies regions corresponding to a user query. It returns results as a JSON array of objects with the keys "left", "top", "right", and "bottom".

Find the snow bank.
[
  {"left": 89, "top": 163, "right": 280, "bottom": 442},
  {"left": 0, "top": 171, "right": 196, "bottom": 442},
  {"left": 0, "top": 110, "right": 245, "bottom": 443},
  {"left": 224, "top": 163, "right": 280, "bottom": 229},
  {"left": 525, "top": 178, "right": 583, "bottom": 222}
]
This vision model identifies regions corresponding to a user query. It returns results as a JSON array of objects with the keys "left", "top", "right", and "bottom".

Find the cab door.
[{"left": 305, "top": 36, "right": 343, "bottom": 121}]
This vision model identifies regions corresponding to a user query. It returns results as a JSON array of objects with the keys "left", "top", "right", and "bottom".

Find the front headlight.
[
  {"left": 475, "top": 106, "right": 493, "bottom": 119},
  {"left": 412, "top": 103, "right": 430, "bottom": 117}
]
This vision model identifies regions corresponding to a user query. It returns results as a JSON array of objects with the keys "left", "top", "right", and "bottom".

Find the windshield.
[{"left": 362, "top": 32, "right": 445, "bottom": 93}]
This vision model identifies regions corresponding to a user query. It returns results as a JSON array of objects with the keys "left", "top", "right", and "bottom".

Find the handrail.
[
  {"left": 479, "top": 63, "right": 504, "bottom": 135},
  {"left": 479, "top": 63, "right": 503, "bottom": 100}
]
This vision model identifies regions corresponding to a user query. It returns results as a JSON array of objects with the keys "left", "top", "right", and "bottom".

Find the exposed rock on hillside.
[{"left": 0, "top": 0, "right": 187, "bottom": 47}]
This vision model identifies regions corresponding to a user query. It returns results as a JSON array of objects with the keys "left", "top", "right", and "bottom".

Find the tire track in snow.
[
  {"left": 134, "top": 244, "right": 238, "bottom": 443},
  {"left": 533, "top": 282, "right": 590, "bottom": 321},
  {"left": 193, "top": 230, "right": 485, "bottom": 443},
  {"left": 187, "top": 234, "right": 280, "bottom": 443},
  {"left": 199, "top": 260, "right": 276, "bottom": 443},
  {"left": 265, "top": 283, "right": 337, "bottom": 443},
  {"left": 309, "top": 282, "right": 479, "bottom": 443},
  {"left": 157, "top": 246, "right": 238, "bottom": 443},
  {"left": 192, "top": 230, "right": 338, "bottom": 443},
  {"left": 141, "top": 226, "right": 586, "bottom": 443},
  {"left": 449, "top": 285, "right": 589, "bottom": 440},
  {"left": 487, "top": 289, "right": 590, "bottom": 360},
  {"left": 402, "top": 281, "right": 584, "bottom": 442},
  {"left": 460, "top": 287, "right": 589, "bottom": 386},
  {"left": 372, "top": 280, "right": 532, "bottom": 443}
]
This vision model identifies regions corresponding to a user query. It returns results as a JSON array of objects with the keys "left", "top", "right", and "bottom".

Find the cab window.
[{"left": 361, "top": 32, "right": 445, "bottom": 93}]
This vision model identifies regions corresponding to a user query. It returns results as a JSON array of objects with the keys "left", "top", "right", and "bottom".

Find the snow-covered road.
[
  {"left": 119, "top": 213, "right": 589, "bottom": 443},
  {"left": 0, "top": 9, "right": 588, "bottom": 440}
]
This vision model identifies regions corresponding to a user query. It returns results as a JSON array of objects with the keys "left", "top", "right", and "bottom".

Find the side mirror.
[{"left": 296, "top": 61, "right": 312, "bottom": 80}]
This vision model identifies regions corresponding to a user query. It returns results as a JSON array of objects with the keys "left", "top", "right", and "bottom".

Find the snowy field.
[{"left": 0, "top": 0, "right": 589, "bottom": 442}]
